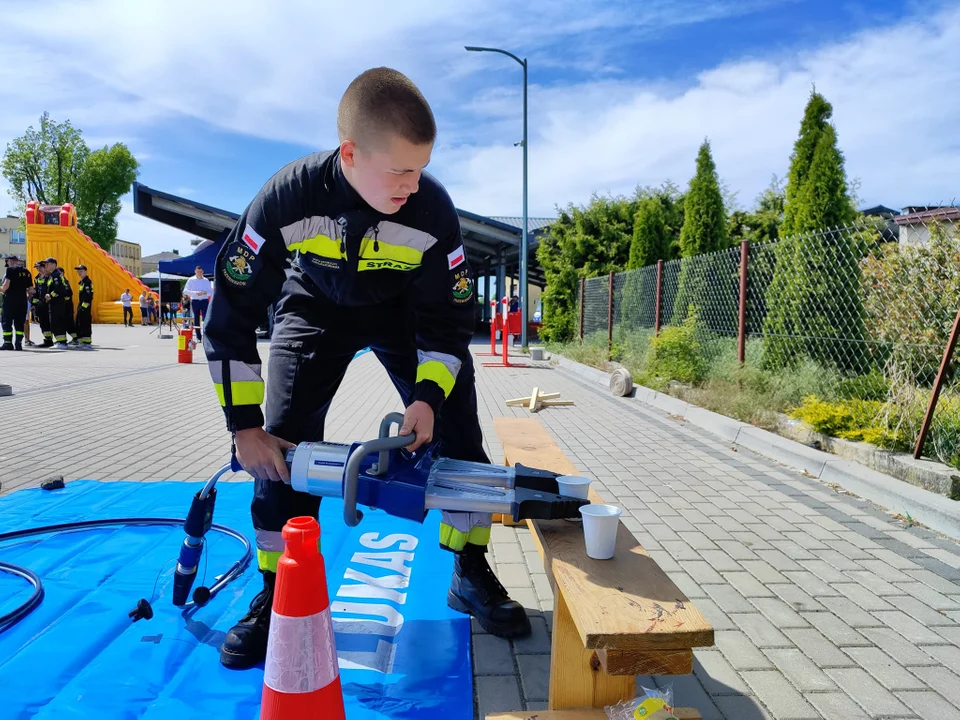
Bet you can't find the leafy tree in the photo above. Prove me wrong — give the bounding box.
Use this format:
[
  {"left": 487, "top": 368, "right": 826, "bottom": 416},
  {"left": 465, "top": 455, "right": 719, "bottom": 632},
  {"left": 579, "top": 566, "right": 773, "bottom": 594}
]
[
  {"left": 635, "top": 181, "right": 685, "bottom": 259},
  {"left": 728, "top": 175, "right": 786, "bottom": 246},
  {"left": 2, "top": 113, "right": 139, "bottom": 250},
  {"left": 1, "top": 112, "right": 88, "bottom": 207},
  {"left": 781, "top": 90, "right": 833, "bottom": 239},
  {"left": 76, "top": 143, "right": 140, "bottom": 250},
  {"left": 628, "top": 197, "right": 668, "bottom": 269},
  {"left": 672, "top": 140, "right": 736, "bottom": 332},
  {"left": 763, "top": 92, "right": 863, "bottom": 370},
  {"left": 537, "top": 195, "right": 635, "bottom": 342},
  {"left": 678, "top": 139, "right": 728, "bottom": 258}
]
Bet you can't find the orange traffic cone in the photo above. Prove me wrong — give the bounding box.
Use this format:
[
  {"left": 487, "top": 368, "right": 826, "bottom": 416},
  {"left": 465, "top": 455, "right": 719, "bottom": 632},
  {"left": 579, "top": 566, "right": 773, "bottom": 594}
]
[{"left": 260, "top": 516, "right": 345, "bottom": 720}]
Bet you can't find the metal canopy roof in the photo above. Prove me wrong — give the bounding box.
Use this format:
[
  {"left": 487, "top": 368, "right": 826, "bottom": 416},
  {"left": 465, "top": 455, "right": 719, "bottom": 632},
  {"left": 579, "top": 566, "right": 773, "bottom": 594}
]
[{"left": 132, "top": 183, "right": 548, "bottom": 286}]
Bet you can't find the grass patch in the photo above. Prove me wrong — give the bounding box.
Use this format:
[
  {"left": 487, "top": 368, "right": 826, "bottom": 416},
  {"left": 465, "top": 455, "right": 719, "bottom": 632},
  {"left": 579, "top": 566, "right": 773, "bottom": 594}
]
[{"left": 547, "top": 327, "right": 960, "bottom": 470}]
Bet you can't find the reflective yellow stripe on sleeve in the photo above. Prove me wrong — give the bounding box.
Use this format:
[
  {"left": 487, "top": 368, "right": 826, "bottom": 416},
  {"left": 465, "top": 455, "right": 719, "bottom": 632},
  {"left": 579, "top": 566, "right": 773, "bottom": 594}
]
[
  {"left": 416, "top": 360, "right": 456, "bottom": 397},
  {"left": 213, "top": 381, "right": 265, "bottom": 407},
  {"left": 209, "top": 360, "right": 265, "bottom": 407}
]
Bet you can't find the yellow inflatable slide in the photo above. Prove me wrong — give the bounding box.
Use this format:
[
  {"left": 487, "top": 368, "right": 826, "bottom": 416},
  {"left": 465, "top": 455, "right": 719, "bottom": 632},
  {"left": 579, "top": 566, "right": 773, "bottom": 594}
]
[{"left": 25, "top": 202, "right": 155, "bottom": 324}]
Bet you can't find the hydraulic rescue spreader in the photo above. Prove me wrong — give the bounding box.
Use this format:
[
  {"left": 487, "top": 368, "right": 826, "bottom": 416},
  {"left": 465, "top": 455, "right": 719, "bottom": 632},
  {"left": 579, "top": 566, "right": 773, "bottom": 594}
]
[{"left": 172, "top": 412, "right": 586, "bottom": 606}]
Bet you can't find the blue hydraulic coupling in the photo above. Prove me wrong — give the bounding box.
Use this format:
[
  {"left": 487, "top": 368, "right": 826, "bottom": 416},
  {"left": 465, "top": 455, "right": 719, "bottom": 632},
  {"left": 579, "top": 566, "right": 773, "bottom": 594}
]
[{"left": 172, "top": 465, "right": 231, "bottom": 606}]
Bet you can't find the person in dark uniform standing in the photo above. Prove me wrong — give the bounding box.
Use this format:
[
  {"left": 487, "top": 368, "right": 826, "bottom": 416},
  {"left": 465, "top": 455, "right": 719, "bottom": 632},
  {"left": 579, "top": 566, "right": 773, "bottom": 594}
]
[
  {"left": 1, "top": 255, "right": 33, "bottom": 351},
  {"left": 74, "top": 264, "right": 94, "bottom": 348},
  {"left": 44, "top": 257, "right": 73, "bottom": 349},
  {"left": 32, "top": 260, "right": 53, "bottom": 347},
  {"left": 203, "top": 67, "right": 531, "bottom": 670}
]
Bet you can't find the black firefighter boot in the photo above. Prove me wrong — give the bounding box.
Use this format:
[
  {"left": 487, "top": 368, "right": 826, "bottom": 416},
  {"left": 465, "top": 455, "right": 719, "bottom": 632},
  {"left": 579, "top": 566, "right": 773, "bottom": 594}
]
[
  {"left": 448, "top": 543, "right": 531, "bottom": 638},
  {"left": 220, "top": 570, "right": 275, "bottom": 669}
]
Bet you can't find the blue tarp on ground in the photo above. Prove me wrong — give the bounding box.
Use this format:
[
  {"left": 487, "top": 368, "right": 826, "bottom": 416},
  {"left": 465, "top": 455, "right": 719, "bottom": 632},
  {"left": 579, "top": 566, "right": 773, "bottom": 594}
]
[{"left": 0, "top": 480, "right": 472, "bottom": 720}]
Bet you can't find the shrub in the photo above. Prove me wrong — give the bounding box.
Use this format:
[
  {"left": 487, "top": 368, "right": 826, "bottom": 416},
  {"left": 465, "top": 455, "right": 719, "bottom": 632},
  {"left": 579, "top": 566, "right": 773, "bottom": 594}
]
[
  {"left": 836, "top": 370, "right": 890, "bottom": 402},
  {"left": 790, "top": 396, "right": 857, "bottom": 436},
  {"left": 645, "top": 315, "right": 707, "bottom": 383},
  {"left": 860, "top": 221, "right": 960, "bottom": 384},
  {"left": 790, "top": 396, "right": 915, "bottom": 452}
]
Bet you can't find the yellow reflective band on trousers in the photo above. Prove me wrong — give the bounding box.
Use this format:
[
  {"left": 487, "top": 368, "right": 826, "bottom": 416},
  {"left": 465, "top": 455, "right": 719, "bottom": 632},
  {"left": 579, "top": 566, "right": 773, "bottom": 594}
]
[
  {"left": 288, "top": 233, "right": 345, "bottom": 261},
  {"left": 439, "top": 523, "right": 491, "bottom": 551},
  {"left": 257, "top": 541, "right": 322, "bottom": 573},
  {"left": 417, "top": 360, "right": 456, "bottom": 397},
  {"left": 257, "top": 549, "right": 283, "bottom": 574},
  {"left": 214, "top": 380, "right": 265, "bottom": 407},
  {"left": 357, "top": 236, "right": 422, "bottom": 272}
]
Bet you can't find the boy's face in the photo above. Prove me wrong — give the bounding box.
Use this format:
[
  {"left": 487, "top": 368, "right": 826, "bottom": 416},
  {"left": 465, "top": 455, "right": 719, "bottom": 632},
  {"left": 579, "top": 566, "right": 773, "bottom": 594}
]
[{"left": 341, "top": 133, "right": 433, "bottom": 215}]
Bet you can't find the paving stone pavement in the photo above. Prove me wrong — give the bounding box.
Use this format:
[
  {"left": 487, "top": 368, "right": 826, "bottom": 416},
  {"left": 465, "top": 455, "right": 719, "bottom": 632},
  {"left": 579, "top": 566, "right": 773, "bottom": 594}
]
[{"left": 6, "top": 325, "right": 960, "bottom": 719}]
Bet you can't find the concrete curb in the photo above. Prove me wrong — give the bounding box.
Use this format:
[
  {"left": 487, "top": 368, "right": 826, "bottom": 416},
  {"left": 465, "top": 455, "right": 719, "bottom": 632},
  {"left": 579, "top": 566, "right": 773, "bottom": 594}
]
[{"left": 551, "top": 353, "right": 960, "bottom": 539}]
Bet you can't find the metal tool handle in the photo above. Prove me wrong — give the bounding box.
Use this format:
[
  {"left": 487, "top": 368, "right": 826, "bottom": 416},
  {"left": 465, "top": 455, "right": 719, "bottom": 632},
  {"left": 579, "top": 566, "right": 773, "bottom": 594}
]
[
  {"left": 343, "top": 433, "right": 416, "bottom": 527},
  {"left": 377, "top": 412, "right": 407, "bottom": 474}
]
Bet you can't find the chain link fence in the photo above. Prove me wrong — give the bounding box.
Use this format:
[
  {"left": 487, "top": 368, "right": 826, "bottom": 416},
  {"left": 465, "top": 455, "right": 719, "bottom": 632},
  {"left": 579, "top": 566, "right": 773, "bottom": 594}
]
[{"left": 576, "top": 215, "right": 960, "bottom": 469}]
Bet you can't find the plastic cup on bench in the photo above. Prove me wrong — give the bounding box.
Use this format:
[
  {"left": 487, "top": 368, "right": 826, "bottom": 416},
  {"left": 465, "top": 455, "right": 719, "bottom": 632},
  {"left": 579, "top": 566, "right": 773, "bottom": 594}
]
[
  {"left": 580, "top": 504, "right": 622, "bottom": 559},
  {"left": 556, "top": 475, "right": 592, "bottom": 499}
]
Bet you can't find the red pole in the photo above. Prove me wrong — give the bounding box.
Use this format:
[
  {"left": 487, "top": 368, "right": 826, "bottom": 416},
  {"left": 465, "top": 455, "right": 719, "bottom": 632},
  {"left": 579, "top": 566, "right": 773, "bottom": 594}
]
[
  {"left": 607, "top": 271, "right": 614, "bottom": 360},
  {"left": 738, "top": 240, "right": 749, "bottom": 365},
  {"left": 579, "top": 277, "right": 585, "bottom": 344},
  {"left": 915, "top": 307, "right": 960, "bottom": 459},
  {"left": 654, "top": 260, "right": 664, "bottom": 336}
]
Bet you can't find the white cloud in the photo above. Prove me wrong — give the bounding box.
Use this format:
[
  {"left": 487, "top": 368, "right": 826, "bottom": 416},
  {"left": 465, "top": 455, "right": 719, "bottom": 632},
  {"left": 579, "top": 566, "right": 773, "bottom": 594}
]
[
  {"left": 444, "top": 5, "right": 960, "bottom": 216},
  {"left": 0, "top": 0, "right": 957, "bottom": 248}
]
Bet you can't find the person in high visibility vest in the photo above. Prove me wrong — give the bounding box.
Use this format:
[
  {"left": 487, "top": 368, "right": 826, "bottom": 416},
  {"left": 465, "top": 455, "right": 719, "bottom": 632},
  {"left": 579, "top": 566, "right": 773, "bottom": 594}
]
[
  {"left": 73, "top": 265, "right": 94, "bottom": 348},
  {"left": 203, "top": 67, "right": 531, "bottom": 670}
]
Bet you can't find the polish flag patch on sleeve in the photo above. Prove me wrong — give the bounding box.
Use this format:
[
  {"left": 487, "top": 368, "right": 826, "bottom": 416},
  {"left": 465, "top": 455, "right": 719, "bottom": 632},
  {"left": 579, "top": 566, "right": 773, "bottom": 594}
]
[
  {"left": 447, "top": 245, "right": 465, "bottom": 269},
  {"left": 241, "top": 224, "right": 266, "bottom": 255}
]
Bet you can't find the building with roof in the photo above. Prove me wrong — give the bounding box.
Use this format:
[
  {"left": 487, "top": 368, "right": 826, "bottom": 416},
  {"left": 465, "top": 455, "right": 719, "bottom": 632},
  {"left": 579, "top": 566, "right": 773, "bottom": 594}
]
[
  {"left": 110, "top": 238, "right": 143, "bottom": 276},
  {"left": 141, "top": 249, "right": 183, "bottom": 275},
  {"left": 132, "top": 183, "right": 553, "bottom": 324},
  {"left": 0, "top": 215, "right": 26, "bottom": 261},
  {"left": 894, "top": 205, "right": 960, "bottom": 247}
]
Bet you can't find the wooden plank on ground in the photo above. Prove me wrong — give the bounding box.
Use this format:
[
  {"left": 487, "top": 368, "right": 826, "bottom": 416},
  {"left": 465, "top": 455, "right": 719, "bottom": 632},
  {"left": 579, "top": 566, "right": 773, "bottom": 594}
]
[{"left": 493, "top": 417, "right": 715, "bottom": 654}]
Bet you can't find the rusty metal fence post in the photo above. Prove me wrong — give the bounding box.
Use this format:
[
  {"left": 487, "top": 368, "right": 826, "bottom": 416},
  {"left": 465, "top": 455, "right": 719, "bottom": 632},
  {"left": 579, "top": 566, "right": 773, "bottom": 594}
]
[
  {"left": 579, "top": 277, "right": 585, "bottom": 344},
  {"left": 915, "top": 307, "right": 960, "bottom": 460},
  {"left": 738, "top": 240, "right": 749, "bottom": 365},
  {"left": 654, "top": 260, "right": 664, "bottom": 336},
  {"left": 607, "top": 271, "right": 614, "bottom": 360}
]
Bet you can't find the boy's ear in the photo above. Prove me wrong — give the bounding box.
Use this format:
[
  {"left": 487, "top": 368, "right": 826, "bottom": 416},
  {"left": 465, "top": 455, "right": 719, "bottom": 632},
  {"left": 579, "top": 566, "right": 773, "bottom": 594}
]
[{"left": 340, "top": 140, "right": 357, "bottom": 167}]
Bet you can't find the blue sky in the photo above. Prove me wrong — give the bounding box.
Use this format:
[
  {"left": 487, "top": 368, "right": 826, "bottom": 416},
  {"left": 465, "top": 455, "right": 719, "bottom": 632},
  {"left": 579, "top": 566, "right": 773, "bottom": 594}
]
[{"left": 1, "top": 0, "right": 958, "bottom": 256}]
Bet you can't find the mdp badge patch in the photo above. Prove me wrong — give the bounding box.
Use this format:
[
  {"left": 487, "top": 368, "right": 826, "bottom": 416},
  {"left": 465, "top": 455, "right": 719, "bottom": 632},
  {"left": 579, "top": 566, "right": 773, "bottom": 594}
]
[{"left": 452, "top": 268, "right": 474, "bottom": 304}]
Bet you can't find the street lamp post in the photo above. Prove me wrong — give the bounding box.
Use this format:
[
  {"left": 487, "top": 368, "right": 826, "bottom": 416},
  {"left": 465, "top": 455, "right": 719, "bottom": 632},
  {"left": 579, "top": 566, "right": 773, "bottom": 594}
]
[{"left": 465, "top": 45, "right": 529, "bottom": 350}]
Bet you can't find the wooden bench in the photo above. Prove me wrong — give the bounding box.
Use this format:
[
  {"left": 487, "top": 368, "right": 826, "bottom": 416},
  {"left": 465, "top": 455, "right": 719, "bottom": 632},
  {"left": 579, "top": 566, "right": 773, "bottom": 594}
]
[{"left": 488, "top": 418, "right": 715, "bottom": 719}]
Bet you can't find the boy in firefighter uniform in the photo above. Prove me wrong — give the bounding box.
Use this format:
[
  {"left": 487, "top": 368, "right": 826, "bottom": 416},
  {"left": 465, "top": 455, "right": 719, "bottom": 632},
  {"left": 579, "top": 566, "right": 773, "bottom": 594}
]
[
  {"left": 74, "top": 264, "right": 94, "bottom": 347},
  {"left": 44, "top": 258, "right": 73, "bottom": 348},
  {"left": 203, "top": 67, "right": 531, "bottom": 670},
  {"left": 32, "top": 260, "right": 53, "bottom": 347},
  {"left": 1, "top": 255, "right": 33, "bottom": 350}
]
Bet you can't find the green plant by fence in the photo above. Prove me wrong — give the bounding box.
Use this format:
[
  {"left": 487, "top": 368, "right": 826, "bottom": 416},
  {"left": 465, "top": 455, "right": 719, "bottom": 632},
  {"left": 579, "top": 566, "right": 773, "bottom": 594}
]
[{"left": 576, "top": 216, "right": 960, "bottom": 470}]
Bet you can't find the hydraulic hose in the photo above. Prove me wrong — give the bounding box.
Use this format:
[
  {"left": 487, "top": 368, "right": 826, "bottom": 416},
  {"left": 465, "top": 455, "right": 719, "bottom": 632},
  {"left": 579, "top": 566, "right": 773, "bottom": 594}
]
[{"left": 0, "top": 517, "right": 252, "bottom": 634}]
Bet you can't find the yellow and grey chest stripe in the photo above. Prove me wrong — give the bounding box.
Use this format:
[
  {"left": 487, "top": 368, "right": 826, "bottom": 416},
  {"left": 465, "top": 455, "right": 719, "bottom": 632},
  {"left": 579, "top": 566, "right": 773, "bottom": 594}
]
[
  {"left": 281, "top": 216, "right": 345, "bottom": 261},
  {"left": 280, "top": 216, "right": 440, "bottom": 271}
]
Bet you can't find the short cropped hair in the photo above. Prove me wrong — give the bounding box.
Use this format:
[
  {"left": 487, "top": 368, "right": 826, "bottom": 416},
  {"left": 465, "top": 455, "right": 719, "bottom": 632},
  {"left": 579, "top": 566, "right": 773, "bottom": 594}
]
[{"left": 337, "top": 67, "right": 436, "bottom": 149}]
